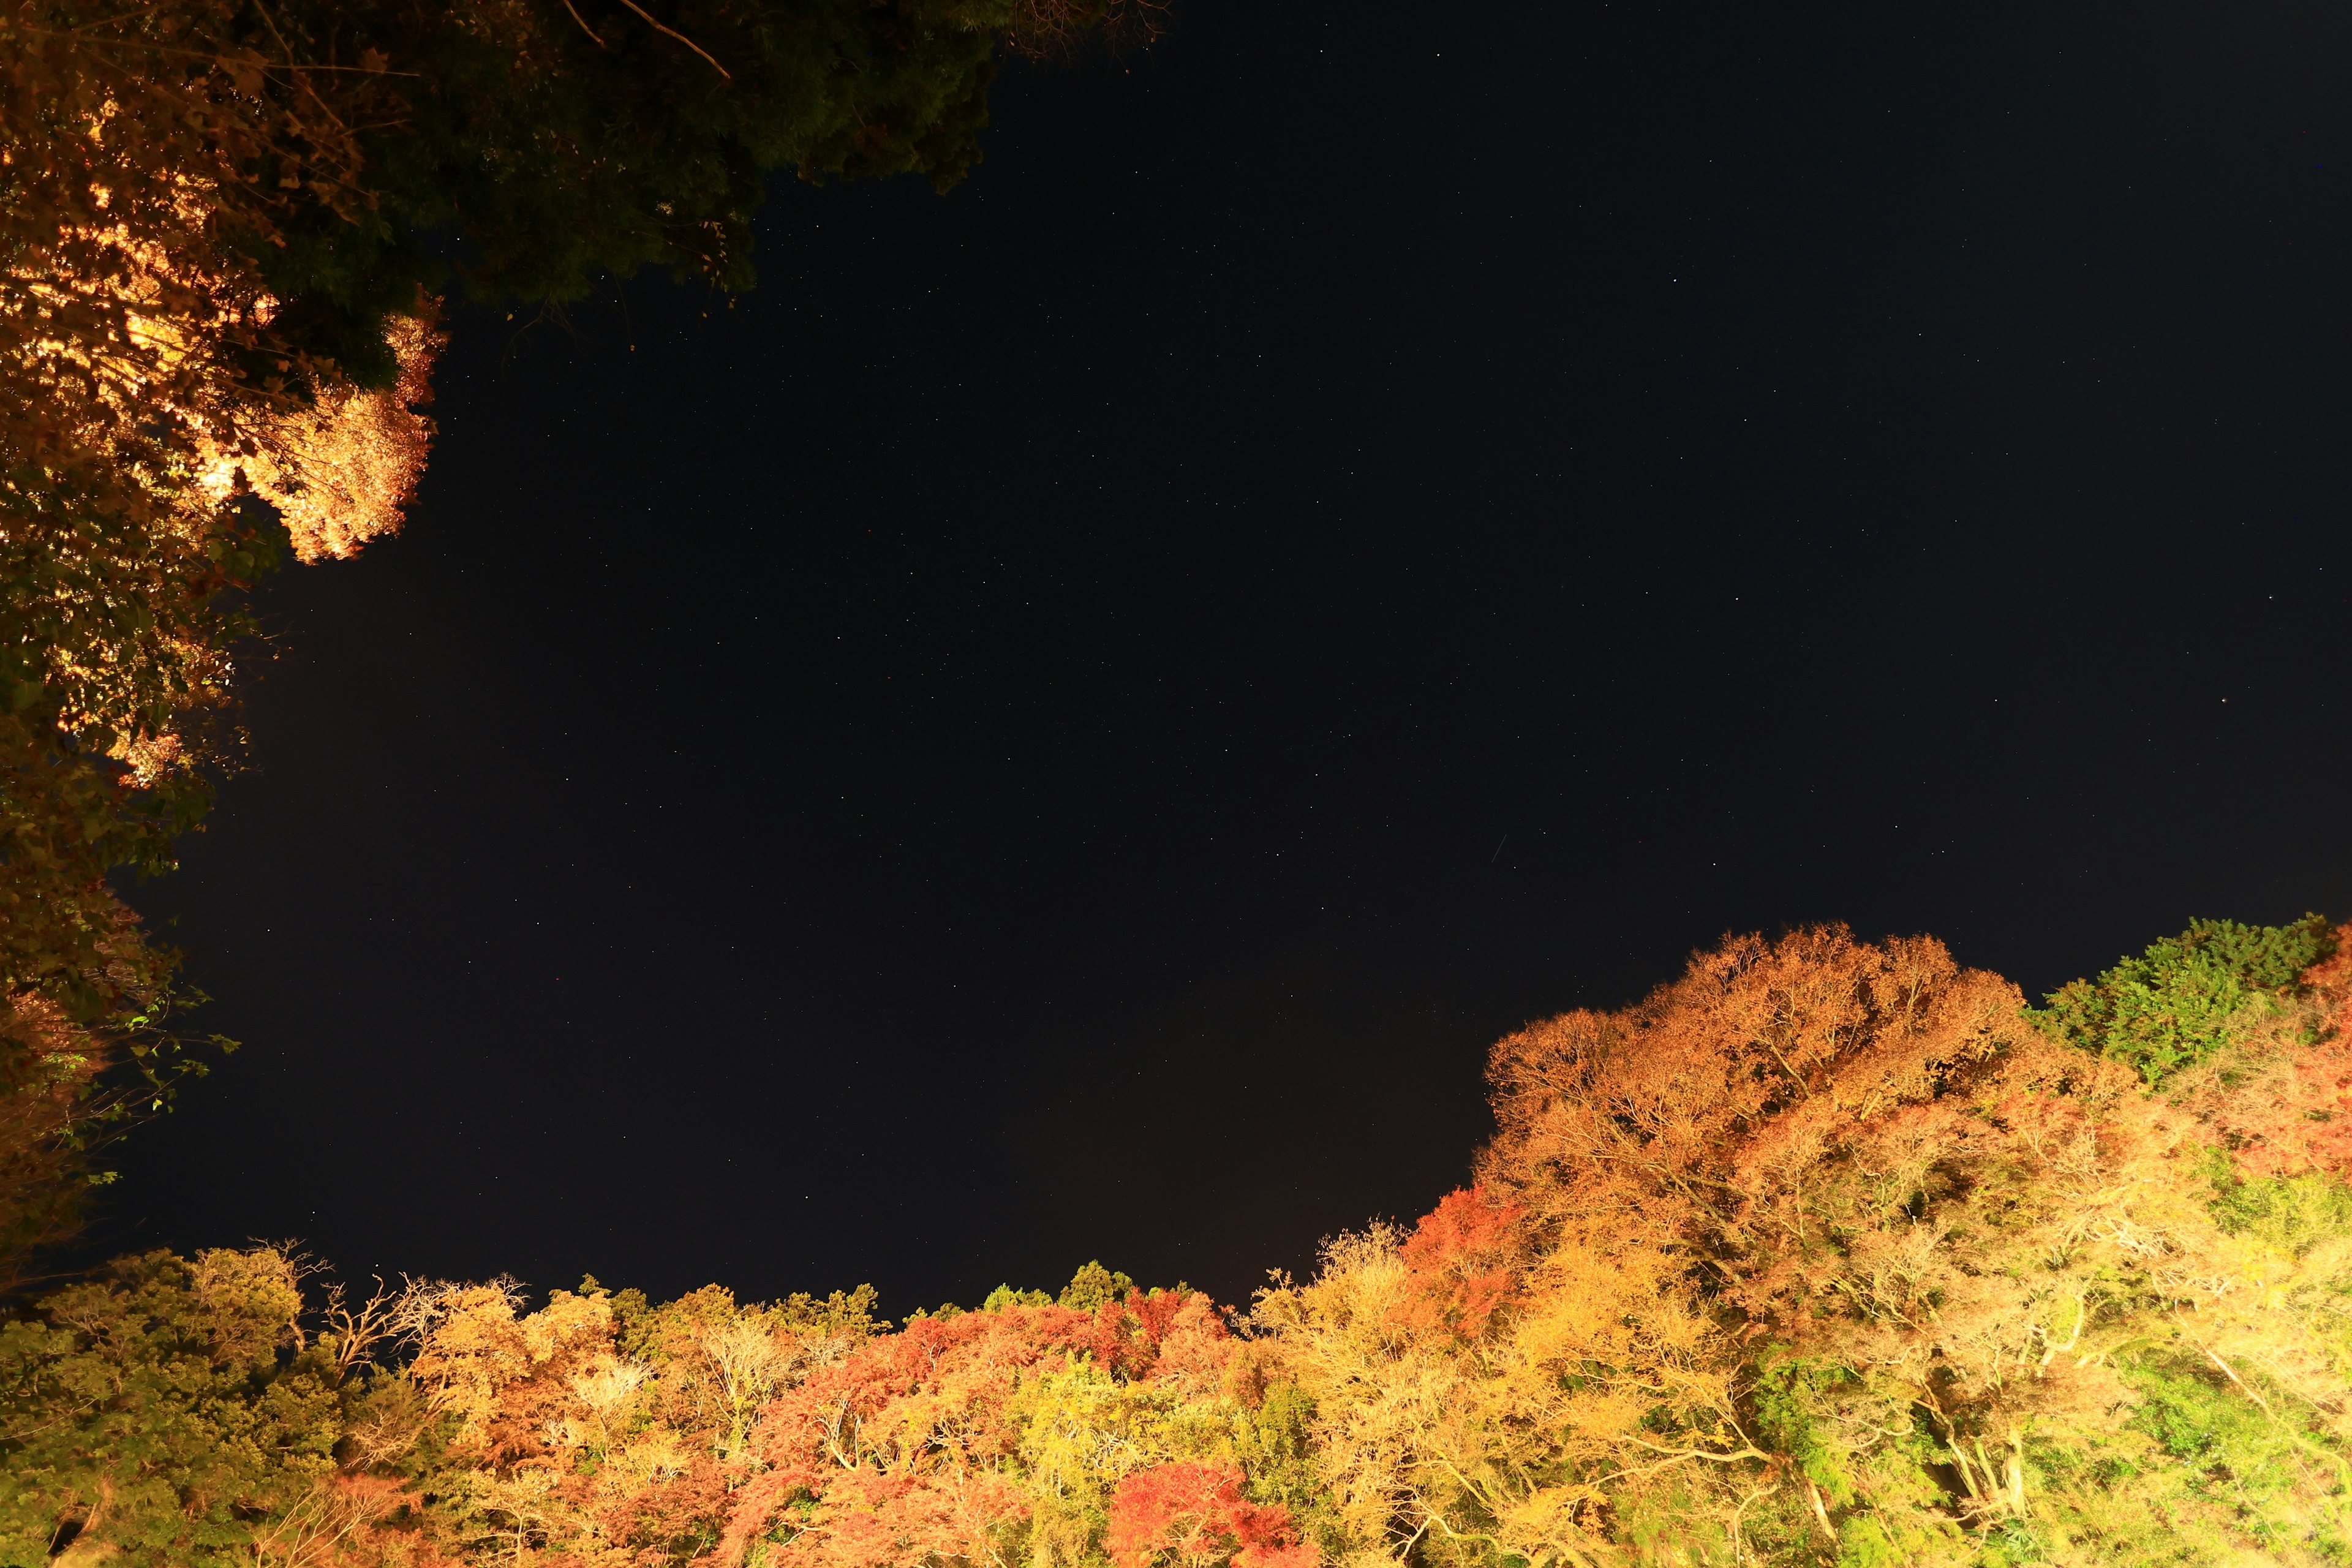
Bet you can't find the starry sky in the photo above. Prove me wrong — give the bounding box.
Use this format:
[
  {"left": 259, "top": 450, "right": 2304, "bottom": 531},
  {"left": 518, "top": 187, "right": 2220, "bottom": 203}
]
[{"left": 105, "top": 0, "right": 2352, "bottom": 1311}]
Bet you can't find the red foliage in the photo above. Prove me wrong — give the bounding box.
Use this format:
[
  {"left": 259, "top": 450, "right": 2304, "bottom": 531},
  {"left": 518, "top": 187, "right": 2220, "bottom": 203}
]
[
  {"left": 1129, "top": 1286, "right": 1191, "bottom": 1351},
  {"left": 594, "top": 1452, "right": 733, "bottom": 1563},
  {"left": 1106, "top": 1462, "right": 1315, "bottom": 1568},
  {"left": 1394, "top": 1185, "right": 1525, "bottom": 1339},
  {"left": 719, "top": 1292, "right": 1233, "bottom": 1567},
  {"left": 2191, "top": 939, "right": 2352, "bottom": 1180}
]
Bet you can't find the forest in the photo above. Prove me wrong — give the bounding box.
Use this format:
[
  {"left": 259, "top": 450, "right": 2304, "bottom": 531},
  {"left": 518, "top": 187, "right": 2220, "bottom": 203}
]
[
  {"left": 10, "top": 915, "right": 2352, "bottom": 1567},
  {"left": 10, "top": 0, "right": 2352, "bottom": 1563}
]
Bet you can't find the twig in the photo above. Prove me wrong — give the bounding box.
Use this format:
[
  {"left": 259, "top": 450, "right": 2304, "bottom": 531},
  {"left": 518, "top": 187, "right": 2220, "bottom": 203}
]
[
  {"left": 614, "top": 0, "right": 729, "bottom": 77},
  {"left": 560, "top": 0, "right": 608, "bottom": 47},
  {"left": 2198, "top": 1340, "right": 2275, "bottom": 1420}
]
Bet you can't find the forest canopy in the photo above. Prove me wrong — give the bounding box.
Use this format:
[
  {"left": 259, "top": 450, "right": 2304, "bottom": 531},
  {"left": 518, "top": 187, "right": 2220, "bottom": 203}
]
[
  {"left": 11, "top": 8, "right": 2352, "bottom": 1566},
  {"left": 9, "top": 914, "right": 2352, "bottom": 1567}
]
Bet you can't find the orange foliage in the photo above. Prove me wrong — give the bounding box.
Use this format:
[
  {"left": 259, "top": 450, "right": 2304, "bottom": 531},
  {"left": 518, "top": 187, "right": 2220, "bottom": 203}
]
[
  {"left": 2184, "top": 941, "right": 2352, "bottom": 1180},
  {"left": 1477, "top": 924, "right": 2035, "bottom": 1327},
  {"left": 0, "top": 993, "right": 108, "bottom": 1286},
  {"left": 402, "top": 1281, "right": 615, "bottom": 1472},
  {"left": 1106, "top": 1463, "right": 1313, "bottom": 1568},
  {"left": 50, "top": 921, "right": 2352, "bottom": 1566},
  {"left": 1392, "top": 1185, "right": 1525, "bottom": 1340},
  {"left": 1140, "top": 1290, "right": 1242, "bottom": 1396},
  {"left": 720, "top": 1290, "right": 1234, "bottom": 1567}
]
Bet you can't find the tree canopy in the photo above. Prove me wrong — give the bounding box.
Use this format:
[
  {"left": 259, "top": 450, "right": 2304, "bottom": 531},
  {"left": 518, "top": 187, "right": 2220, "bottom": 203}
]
[
  {"left": 13, "top": 10, "right": 2352, "bottom": 1566},
  {"left": 10, "top": 916, "right": 2352, "bottom": 1566}
]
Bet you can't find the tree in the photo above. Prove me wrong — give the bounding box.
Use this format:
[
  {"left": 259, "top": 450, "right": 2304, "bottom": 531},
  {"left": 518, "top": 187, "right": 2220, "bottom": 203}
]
[
  {"left": 717, "top": 1270, "right": 1253, "bottom": 1568},
  {"left": 1261, "top": 921, "right": 2352, "bottom": 1565},
  {"left": 0, "top": 0, "right": 1126, "bottom": 1289},
  {"left": 2035, "top": 913, "right": 2335, "bottom": 1084},
  {"left": 0, "top": 1248, "right": 411, "bottom": 1567},
  {"left": 1107, "top": 1463, "right": 1313, "bottom": 1568}
]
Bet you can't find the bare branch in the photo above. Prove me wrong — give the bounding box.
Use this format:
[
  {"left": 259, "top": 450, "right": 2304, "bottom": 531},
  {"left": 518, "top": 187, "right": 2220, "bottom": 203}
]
[{"left": 613, "top": 0, "right": 728, "bottom": 78}]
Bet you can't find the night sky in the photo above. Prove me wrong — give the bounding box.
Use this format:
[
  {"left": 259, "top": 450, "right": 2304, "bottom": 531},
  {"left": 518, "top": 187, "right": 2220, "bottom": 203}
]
[{"left": 104, "top": 0, "right": 2352, "bottom": 1313}]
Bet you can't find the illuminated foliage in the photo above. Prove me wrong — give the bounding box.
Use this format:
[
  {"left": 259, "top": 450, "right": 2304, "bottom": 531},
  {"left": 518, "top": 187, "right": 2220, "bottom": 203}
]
[
  {"left": 0, "top": 0, "right": 1123, "bottom": 1288},
  {"left": 2035, "top": 913, "right": 2335, "bottom": 1084},
  {"left": 1106, "top": 1463, "right": 1312, "bottom": 1568},
  {"left": 12, "top": 919, "right": 2352, "bottom": 1566},
  {"left": 1254, "top": 919, "right": 2352, "bottom": 1567},
  {"left": 1392, "top": 1186, "right": 1523, "bottom": 1342},
  {"left": 0, "top": 1248, "right": 424, "bottom": 1568}
]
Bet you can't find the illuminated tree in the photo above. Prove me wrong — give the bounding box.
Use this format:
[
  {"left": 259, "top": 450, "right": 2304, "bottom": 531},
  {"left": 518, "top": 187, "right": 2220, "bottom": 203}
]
[
  {"left": 0, "top": 0, "right": 1123, "bottom": 1287},
  {"left": 0, "top": 1247, "right": 420, "bottom": 1567},
  {"left": 1253, "top": 921, "right": 2352, "bottom": 1566}
]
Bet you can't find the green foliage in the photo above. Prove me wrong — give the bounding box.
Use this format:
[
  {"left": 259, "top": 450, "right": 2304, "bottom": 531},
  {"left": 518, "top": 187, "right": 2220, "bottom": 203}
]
[
  {"left": 1059, "top": 1258, "right": 1136, "bottom": 1311},
  {"left": 2036, "top": 914, "right": 2336, "bottom": 1084},
  {"left": 0, "top": 1250, "right": 385, "bottom": 1567},
  {"left": 1751, "top": 1349, "right": 1860, "bottom": 1506},
  {"left": 1616, "top": 1477, "right": 1738, "bottom": 1564},
  {"left": 2125, "top": 1352, "right": 2291, "bottom": 1487},
  {"left": 776, "top": 1281, "right": 880, "bottom": 1337},
  {"left": 1833, "top": 1450, "right": 1969, "bottom": 1568},
  {"left": 1233, "top": 1378, "right": 1333, "bottom": 1545},
  {"left": 982, "top": 1283, "right": 1054, "bottom": 1310},
  {"left": 1234, "top": 1381, "right": 1314, "bottom": 1477},
  {"left": 2205, "top": 1158, "right": 2352, "bottom": 1249},
  {"left": 2113, "top": 1348, "right": 2352, "bottom": 1559},
  {"left": 1834, "top": 1513, "right": 1907, "bottom": 1568},
  {"left": 0, "top": 980, "right": 233, "bottom": 1297}
]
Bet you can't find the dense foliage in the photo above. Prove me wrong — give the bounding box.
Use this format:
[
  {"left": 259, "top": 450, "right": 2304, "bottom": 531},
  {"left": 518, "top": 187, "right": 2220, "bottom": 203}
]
[
  {"left": 12, "top": 10, "right": 2352, "bottom": 1564},
  {"left": 0, "top": 0, "right": 1125, "bottom": 1289},
  {"left": 2033, "top": 914, "right": 2336, "bottom": 1085},
  {"left": 9, "top": 916, "right": 2352, "bottom": 1566}
]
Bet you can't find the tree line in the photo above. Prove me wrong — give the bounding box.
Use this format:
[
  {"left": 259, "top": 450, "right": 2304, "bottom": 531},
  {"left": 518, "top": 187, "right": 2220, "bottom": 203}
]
[
  {"left": 9, "top": 915, "right": 2352, "bottom": 1566},
  {"left": 12, "top": 5, "right": 2352, "bottom": 1564}
]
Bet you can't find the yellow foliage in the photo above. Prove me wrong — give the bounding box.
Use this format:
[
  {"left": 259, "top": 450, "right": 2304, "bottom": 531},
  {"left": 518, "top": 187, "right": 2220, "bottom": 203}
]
[
  {"left": 404, "top": 1282, "right": 616, "bottom": 1463},
  {"left": 1256, "top": 1223, "right": 1744, "bottom": 1568},
  {"left": 194, "top": 309, "right": 442, "bottom": 564}
]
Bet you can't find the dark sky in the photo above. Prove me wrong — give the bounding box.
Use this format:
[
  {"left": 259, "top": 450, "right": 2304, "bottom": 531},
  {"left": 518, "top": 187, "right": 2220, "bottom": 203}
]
[{"left": 106, "top": 0, "right": 2352, "bottom": 1313}]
